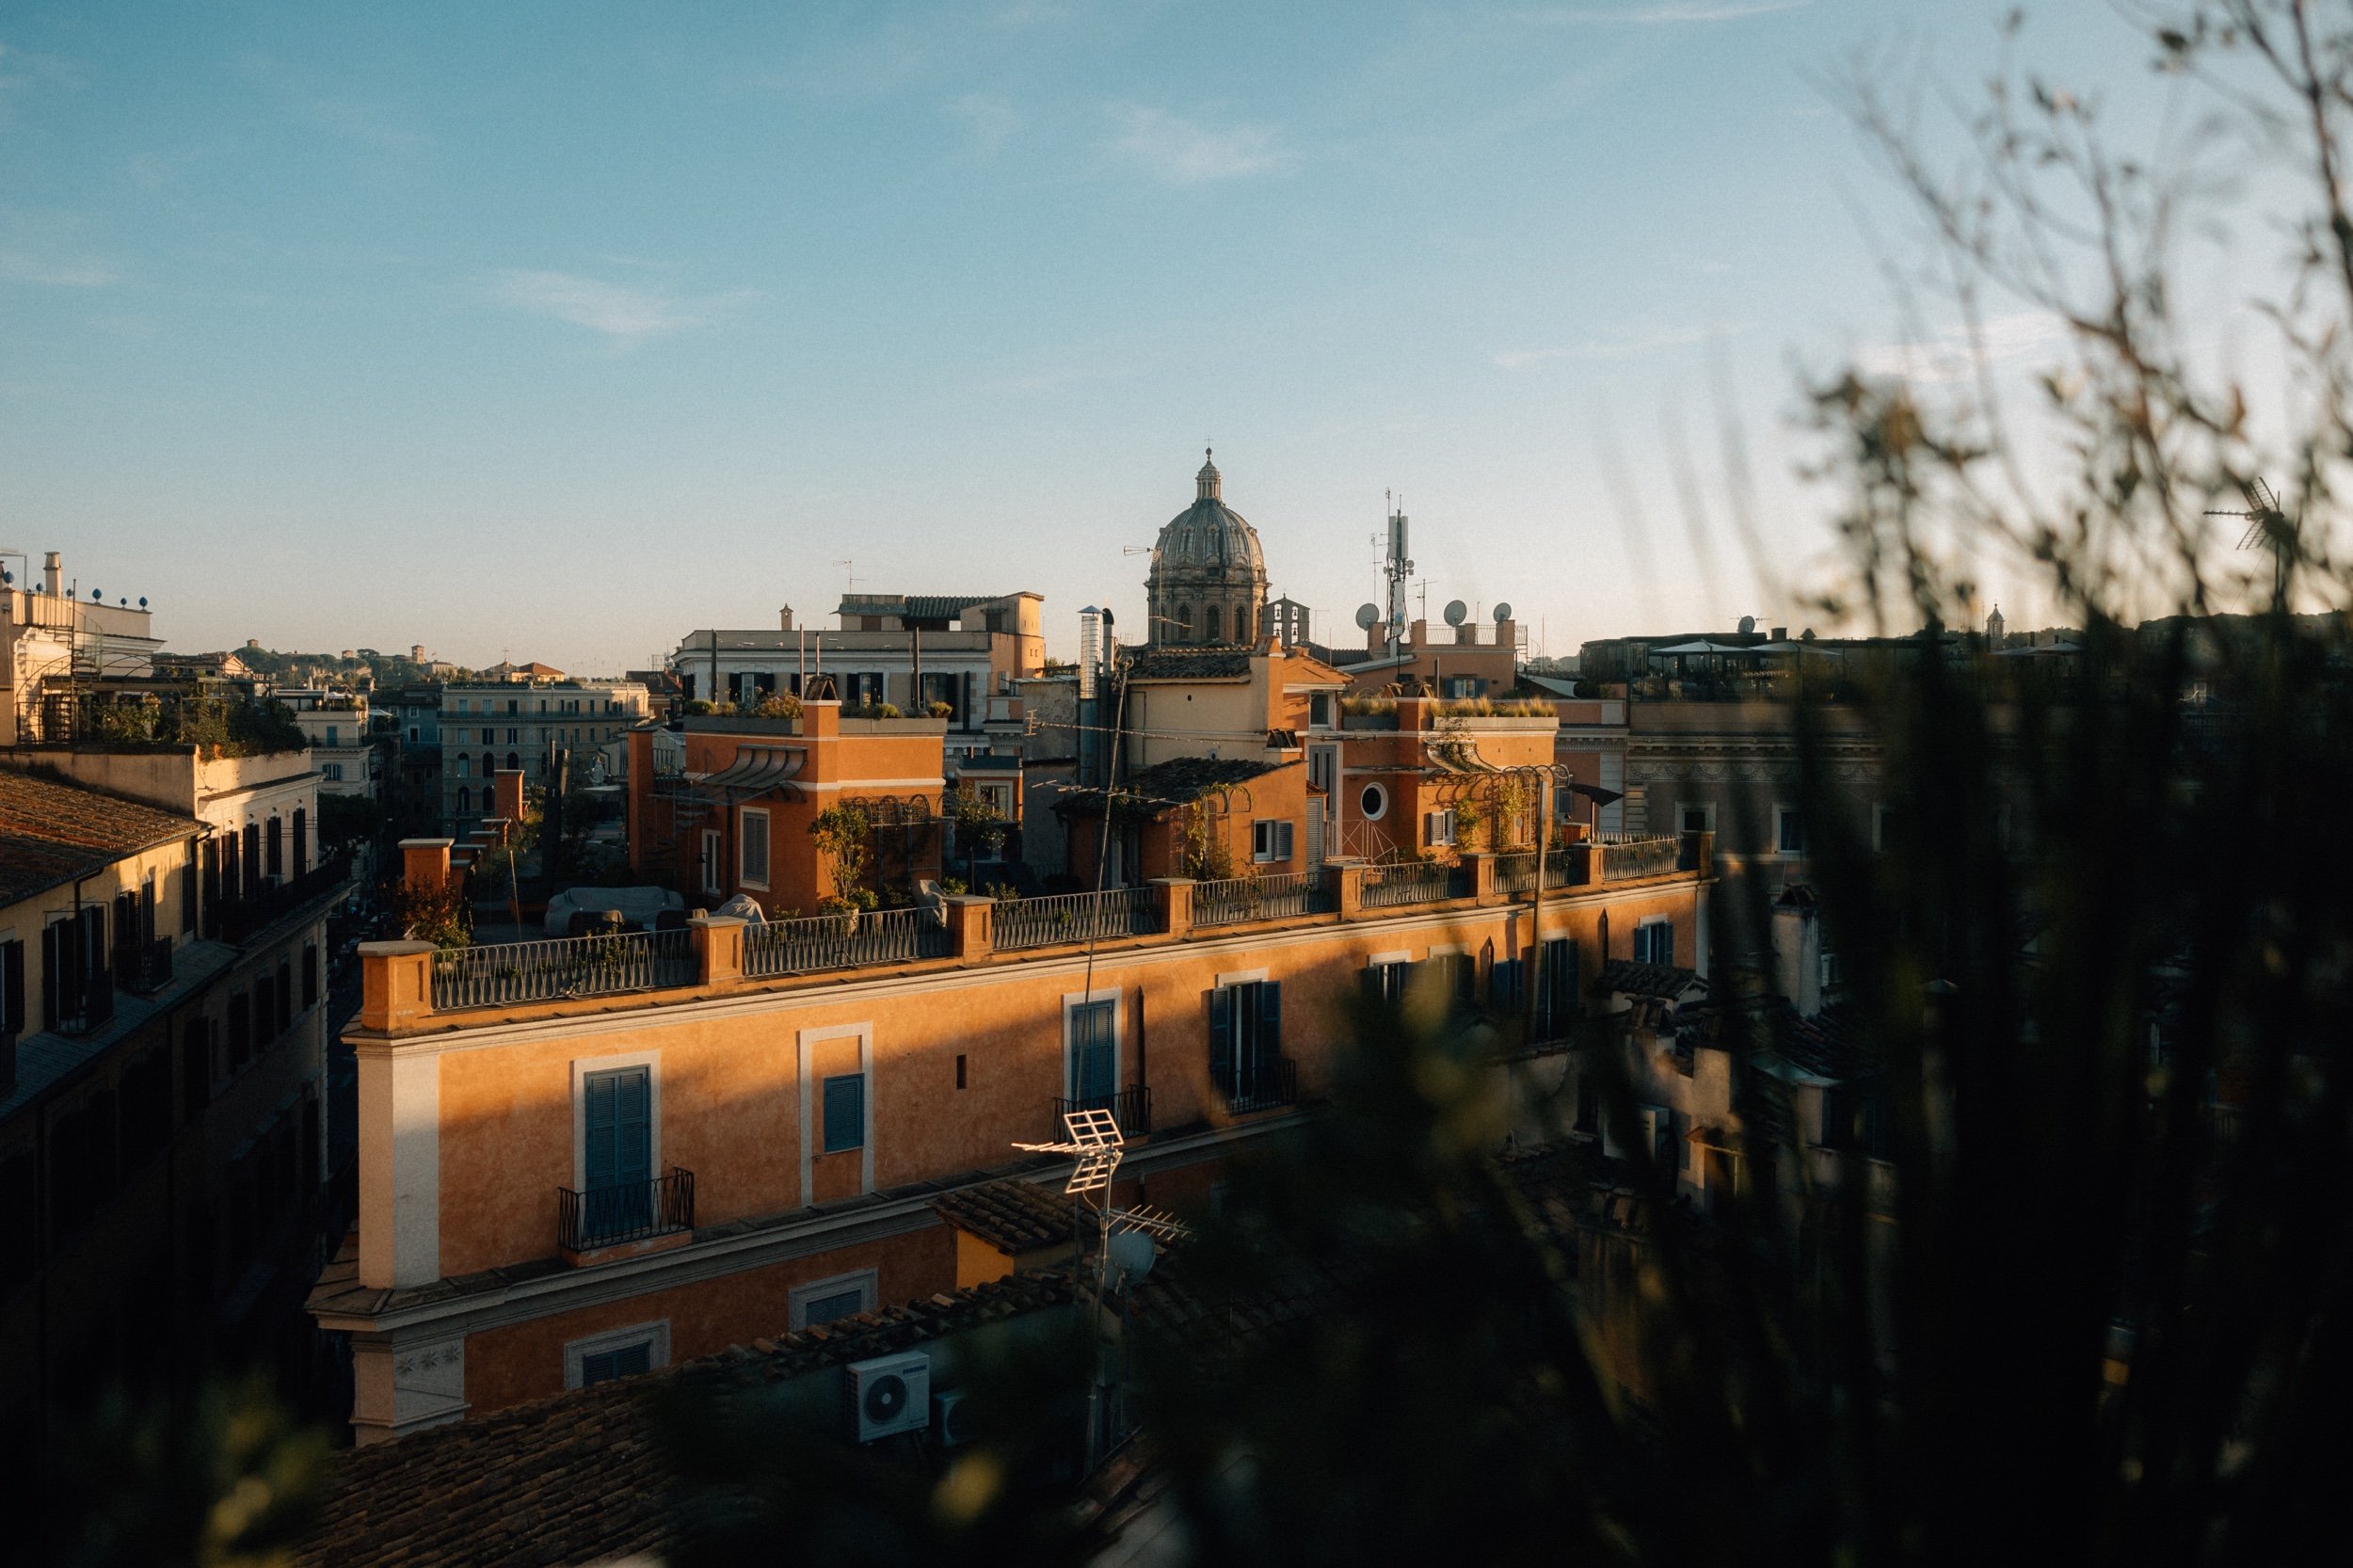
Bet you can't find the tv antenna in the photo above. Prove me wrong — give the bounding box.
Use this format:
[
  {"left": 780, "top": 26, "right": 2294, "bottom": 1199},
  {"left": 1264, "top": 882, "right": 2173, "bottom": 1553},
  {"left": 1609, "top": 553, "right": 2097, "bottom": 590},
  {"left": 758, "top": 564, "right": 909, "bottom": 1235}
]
[
  {"left": 833, "top": 558, "right": 858, "bottom": 594},
  {"left": 2204, "top": 477, "right": 2297, "bottom": 604},
  {"left": 1014, "top": 1108, "right": 1195, "bottom": 1470}
]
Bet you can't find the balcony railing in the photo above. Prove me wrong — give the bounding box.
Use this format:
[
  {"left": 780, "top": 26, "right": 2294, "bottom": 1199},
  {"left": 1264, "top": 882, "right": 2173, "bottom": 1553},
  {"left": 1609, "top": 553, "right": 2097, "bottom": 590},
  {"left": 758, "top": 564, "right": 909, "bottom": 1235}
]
[
  {"left": 117, "top": 937, "right": 174, "bottom": 997},
  {"left": 55, "top": 972, "right": 116, "bottom": 1036},
  {"left": 743, "top": 905, "right": 952, "bottom": 978},
  {"left": 1361, "top": 860, "right": 1467, "bottom": 908},
  {"left": 213, "top": 856, "right": 352, "bottom": 945},
  {"left": 557, "top": 1167, "right": 695, "bottom": 1254},
  {"left": 992, "top": 887, "right": 1160, "bottom": 952},
  {"left": 1212, "top": 1055, "right": 1299, "bottom": 1115},
  {"left": 431, "top": 927, "right": 697, "bottom": 1010},
  {"left": 1054, "top": 1073, "right": 1153, "bottom": 1134},
  {"left": 1494, "top": 851, "right": 1582, "bottom": 895},
  {"left": 1053, "top": 1085, "right": 1152, "bottom": 1139},
  {"left": 1193, "top": 870, "right": 1334, "bottom": 928},
  {"left": 1599, "top": 837, "right": 1683, "bottom": 881}
]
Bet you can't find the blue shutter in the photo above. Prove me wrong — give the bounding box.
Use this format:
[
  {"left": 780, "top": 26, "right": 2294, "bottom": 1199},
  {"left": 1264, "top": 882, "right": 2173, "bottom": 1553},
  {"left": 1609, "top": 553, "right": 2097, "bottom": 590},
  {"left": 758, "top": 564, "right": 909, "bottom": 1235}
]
[
  {"left": 1209, "top": 984, "right": 1233, "bottom": 1074},
  {"left": 1491, "top": 958, "right": 1524, "bottom": 1013},
  {"left": 1073, "top": 1001, "right": 1115, "bottom": 1100},
  {"left": 824, "top": 1074, "right": 865, "bottom": 1153},
  {"left": 1257, "top": 981, "right": 1281, "bottom": 1056},
  {"left": 584, "top": 1067, "right": 651, "bottom": 1190}
]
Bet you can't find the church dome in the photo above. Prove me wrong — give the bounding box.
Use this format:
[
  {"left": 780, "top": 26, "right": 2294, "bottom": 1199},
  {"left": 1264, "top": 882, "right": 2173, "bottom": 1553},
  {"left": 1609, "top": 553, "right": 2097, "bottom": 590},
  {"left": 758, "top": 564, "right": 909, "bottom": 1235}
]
[
  {"left": 1152, "top": 452, "right": 1265, "bottom": 577},
  {"left": 1145, "top": 449, "right": 1271, "bottom": 647}
]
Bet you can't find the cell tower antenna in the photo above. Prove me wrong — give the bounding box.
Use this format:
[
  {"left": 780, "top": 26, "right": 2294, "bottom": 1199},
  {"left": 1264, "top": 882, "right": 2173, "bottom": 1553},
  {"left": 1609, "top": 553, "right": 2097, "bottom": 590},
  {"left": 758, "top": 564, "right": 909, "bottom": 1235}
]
[{"left": 1383, "top": 491, "right": 1414, "bottom": 659}]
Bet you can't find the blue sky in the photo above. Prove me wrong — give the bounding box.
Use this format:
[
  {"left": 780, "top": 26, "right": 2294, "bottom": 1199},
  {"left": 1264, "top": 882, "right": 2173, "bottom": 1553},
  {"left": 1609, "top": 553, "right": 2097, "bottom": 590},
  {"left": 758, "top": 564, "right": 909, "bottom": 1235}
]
[{"left": 0, "top": 2, "right": 2161, "bottom": 669}]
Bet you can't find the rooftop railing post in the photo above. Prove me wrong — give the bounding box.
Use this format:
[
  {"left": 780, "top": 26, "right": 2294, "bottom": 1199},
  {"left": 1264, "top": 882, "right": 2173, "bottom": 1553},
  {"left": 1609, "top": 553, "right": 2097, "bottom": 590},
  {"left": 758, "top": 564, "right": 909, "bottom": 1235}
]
[
  {"left": 944, "top": 895, "right": 993, "bottom": 959},
  {"left": 1327, "top": 857, "right": 1366, "bottom": 920},
  {"left": 359, "top": 940, "right": 438, "bottom": 1032},
  {"left": 1153, "top": 876, "right": 1194, "bottom": 941},
  {"left": 1466, "top": 850, "right": 1499, "bottom": 905},
  {"left": 693, "top": 913, "right": 745, "bottom": 989}
]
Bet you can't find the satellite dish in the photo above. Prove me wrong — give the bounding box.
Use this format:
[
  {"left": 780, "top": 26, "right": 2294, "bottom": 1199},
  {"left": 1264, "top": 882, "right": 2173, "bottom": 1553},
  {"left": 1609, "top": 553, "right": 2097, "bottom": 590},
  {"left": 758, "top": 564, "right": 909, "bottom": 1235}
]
[
  {"left": 1737, "top": 615, "right": 1756, "bottom": 635},
  {"left": 1493, "top": 602, "right": 1513, "bottom": 624},
  {"left": 1353, "top": 602, "right": 1381, "bottom": 630},
  {"left": 1443, "top": 600, "right": 1468, "bottom": 628},
  {"left": 1108, "top": 1227, "right": 1158, "bottom": 1284}
]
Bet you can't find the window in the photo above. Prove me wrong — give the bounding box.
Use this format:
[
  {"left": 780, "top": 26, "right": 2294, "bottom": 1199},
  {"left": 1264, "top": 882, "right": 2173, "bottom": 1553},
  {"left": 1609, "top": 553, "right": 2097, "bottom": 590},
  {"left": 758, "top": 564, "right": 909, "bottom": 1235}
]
[
  {"left": 302, "top": 944, "right": 319, "bottom": 1008},
  {"left": 456, "top": 787, "right": 472, "bottom": 812},
  {"left": 456, "top": 756, "right": 471, "bottom": 778},
  {"left": 265, "top": 816, "right": 283, "bottom": 878},
  {"left": 408, "top": 727, "right": 420, "bottom": 744},
  {"left": 822, "top": 1073, "right": 865, "bottom": 1153},
  {"left": 1444, "top": 675, "right": 1481, "bottom": 698},
  {"left": 1776, "top": 807, "right": 1805, "bottom": 856},
  {"left": 563, "top": 1321, "right": 670, "bottom": 1390},
  {"left": 506, "top": 728, "right": 519, "bottom": 744},
  {"left": 325, "top": 725, "right": 339, "bottom": 747},
  {"left": 1425, "top": 808, "right": 1457, "bottom": 847},
  {"left": 1363, "top": 958, "right": 1413, "bottom": 1004},
  {"left": 740, "top": 808, "right": 770, "bottom": 888},
  {"left": 1209, "top": 979, "right": 1283, "bottom": 1105},
  {"left": 1534, "top": 936, "right": 1577, "bottom": 1040},
  {"left": 506, "top": 752, "right": 520, "bottom": 773},
  {"left": 1067, "top": 997, "right": 1116, "bottom": 1103},
  {"left": 790, "top": 1270, "right": 878, "bottom": 1330},
  {"left": 1634, "top": 920, "right": 1675, "bottom": 967},
  {"left": 582, "top": 1064, "right": 653, "bottom": 1202},
  {"left": 1176, "top": 603, "right": 1193, "bottom": 639},
  {"left": 456, "top": 698, "right": 471, "bottom": 713},
  {"left": 1358, "top": 782, "right": 1388, "bottom": 821},
  {"left": 1206, "top": 604, "right": 1223, "bottom": 642},
  {"left": 699, "top": 830, "right": 724, "bottom": 897},
  {"left": 1309, "top": 694, "right": 1336, "bottom": 728},
  {"left": 323, "top": 763, "right": 343, "bottom": 782},
  {"left": 1252, "top": 820, "right": 1295, "bottom": 863},
  {"left": 1306, "top": 746, "right": 1336, "bottom": 793},
  {"left": 1678, "top": 801, "right": 1715, "bottom": 834},
  {"left": 480, "top": 728, "right": 495, "bottom": 745}
]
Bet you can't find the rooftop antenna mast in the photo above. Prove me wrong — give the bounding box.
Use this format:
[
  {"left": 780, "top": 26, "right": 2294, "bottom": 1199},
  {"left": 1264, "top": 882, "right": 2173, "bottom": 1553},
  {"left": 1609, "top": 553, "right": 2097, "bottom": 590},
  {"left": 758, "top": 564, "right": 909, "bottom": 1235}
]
[
  {"left": 1014, "top": 1109, "right": 1194, "bottom": 1473},
  {"left": 2203, "top": 476, "right": 2297, "bottom": 606},
  {"left": 1384, "top": 490, "right": 1413, "bottom": 659}
]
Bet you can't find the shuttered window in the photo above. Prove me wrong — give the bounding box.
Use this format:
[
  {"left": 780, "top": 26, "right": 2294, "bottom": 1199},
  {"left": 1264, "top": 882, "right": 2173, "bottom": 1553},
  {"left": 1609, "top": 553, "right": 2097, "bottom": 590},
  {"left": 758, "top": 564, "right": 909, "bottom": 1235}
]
[{"left": 822, "top": 1073, "right": 865, "bottom": 1153}]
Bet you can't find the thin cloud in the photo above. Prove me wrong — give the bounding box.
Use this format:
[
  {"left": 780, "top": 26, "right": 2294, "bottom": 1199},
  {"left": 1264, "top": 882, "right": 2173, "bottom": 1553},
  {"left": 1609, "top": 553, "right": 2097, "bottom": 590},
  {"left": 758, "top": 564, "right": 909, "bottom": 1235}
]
[
  {"left": 1854, "top": 312, "right": 2072, "bottom": 386},
  {"left": 1495, "top": 324, "right": 1730, "bottom": 368},
  {"left": 491, "top": 270, "right": 753, "bottom": 344},
  {"left": 1510, "top": 2, "right": 1812, "bottom": 23},
  {"left": 1109, "top": 106, "right": 1289, "bottom": 184}
]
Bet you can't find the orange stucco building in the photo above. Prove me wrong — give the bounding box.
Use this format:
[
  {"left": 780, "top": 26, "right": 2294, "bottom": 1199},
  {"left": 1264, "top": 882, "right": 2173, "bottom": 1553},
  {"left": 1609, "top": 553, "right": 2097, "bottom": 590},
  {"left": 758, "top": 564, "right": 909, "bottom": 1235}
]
[
  {"left": 313, "top": 828, "right": 1714, "bottom": 1444},
  {"left": 626, "top": 702, "right": 947, "bottom": 915}
]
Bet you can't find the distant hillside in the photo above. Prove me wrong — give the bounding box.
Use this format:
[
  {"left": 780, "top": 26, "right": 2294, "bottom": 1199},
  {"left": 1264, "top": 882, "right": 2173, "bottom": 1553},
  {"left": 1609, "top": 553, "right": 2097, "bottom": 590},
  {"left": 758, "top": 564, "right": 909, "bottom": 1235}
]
[{"left": 199, "top": 646, "right": 447, "bottom": 687}]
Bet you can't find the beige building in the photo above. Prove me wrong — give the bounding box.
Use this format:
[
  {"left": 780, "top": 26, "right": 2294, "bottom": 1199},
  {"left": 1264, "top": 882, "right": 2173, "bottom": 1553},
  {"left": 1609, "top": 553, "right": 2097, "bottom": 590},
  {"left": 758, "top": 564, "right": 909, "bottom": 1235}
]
[{"left": 440, "top": 679, "right": 652, "bottom": 830}]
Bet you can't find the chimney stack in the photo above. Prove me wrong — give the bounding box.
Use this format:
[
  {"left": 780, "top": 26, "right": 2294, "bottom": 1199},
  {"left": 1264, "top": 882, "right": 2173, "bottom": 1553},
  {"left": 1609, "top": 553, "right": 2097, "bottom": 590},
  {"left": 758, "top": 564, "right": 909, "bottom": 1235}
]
[
  {"left": 779, "top": 605, "right": 795, "bottom": 632},
  {"left": 42, "top": 552, "right": 61, "bottom": 596},
  {"left": 398, "top": 838, "right": 455, "bottom": 898}
]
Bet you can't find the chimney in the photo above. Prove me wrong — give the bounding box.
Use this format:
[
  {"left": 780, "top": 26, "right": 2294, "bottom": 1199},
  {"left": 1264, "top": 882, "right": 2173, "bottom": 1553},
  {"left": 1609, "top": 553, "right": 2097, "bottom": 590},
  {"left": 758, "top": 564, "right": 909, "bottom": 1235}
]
[
  {"left": 1770, "top": 626, "right": 1788, "bottom": 642},
  {"left": 1771, "top": 886, "right": 1822, "bottom": 1017},
  {"left": 42, "top": 552, "right": 60, "bottom": 596},
  {"left": 779, "top": 605, "right": 795, "bottom": 632},
  {"left": 399, "top": 837, "right": 455, "bottom": 897},
  {"left": 491, "top": 768, "right": 525, "bottom": 826}
]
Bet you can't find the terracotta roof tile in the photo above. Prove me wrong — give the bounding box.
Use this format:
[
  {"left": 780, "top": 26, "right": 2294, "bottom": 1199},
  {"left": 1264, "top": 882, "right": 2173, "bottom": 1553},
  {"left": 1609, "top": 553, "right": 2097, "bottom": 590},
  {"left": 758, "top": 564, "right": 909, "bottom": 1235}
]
[
  {"left": 931, "top": 1178, "right": 1080, "bottom": 1253},
  {"left": 0, "top": 768, "right": 200, "bottom": 905}
]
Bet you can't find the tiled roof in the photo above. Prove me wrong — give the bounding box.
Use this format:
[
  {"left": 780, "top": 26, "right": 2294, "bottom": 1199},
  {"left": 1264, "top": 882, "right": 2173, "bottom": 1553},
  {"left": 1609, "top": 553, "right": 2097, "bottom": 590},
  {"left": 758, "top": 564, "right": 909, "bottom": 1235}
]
[
  {"left": 0, "top": 768, "right": 200, "bottom": 906},
  {"left": 1125, "top": 648, "right": 1254, "bottom": 680},
  {"left": 932, "top": 1177, "right": 1080, "bottom": 1253},
  {"left": 1593, "top": 959, "right": 1705, "bottom": 1001},
  {"left": 296, "top": 1273, "right": 1079, "bottom": 1568},
  {"left": 1051, "top": 755, "right": 1284, "bottom": 817}
]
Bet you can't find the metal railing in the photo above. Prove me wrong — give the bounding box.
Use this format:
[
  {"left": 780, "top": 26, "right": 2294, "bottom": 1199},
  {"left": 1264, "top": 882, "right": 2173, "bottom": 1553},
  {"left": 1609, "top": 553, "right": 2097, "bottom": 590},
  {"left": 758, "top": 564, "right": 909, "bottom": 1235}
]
[
  {"left": 117, "top": 938, "right": 175, "bottom": 997},
  {"left": 55, "top": 972, "right": 117, "bottom": 1037},
  {"left": 431, "top": 927, "right": 697, "bottom": 1010},
  {"left": 992, "top": 887, "right": 1159, "bottom": 952},
  {"left": 1212, "top": 1056, "right": 1299, "bottom": 1115},
  {"left": 1053, "top": 1085, "right": 1153, "bottom": 1139},
  {"left": 1361, "top": 860, "right": 1466, "bottom": 908},
  {"left": 1193, "top": 870, "right": 1333, "bottom": 927},
  {"left": 1599, "top": 837, "right": 1683, "bottom": 881},
  {"left": 743, "top": 905, "right": 952, "bottom": 977},
  {"left": 558, "top": 1167, "right": 695, "bottom": 1253},
  {"left": 1495, "top": 851, "right": 1583, "bottom": 895},
  {"left": 214, "top": 856, "right": 352, "bottom": 945}
]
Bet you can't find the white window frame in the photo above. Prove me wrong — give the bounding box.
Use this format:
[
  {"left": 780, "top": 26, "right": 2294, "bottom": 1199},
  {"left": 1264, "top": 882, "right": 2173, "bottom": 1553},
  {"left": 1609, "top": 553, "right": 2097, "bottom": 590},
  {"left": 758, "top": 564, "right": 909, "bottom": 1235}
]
[
  {"left": 1676, "top": 800, "right": 1715, "bottom": 835},
  {"left": 1774, "top": 804, "right": 1804, "bottom": 856},
  {"left": 790, "top": 1269, "right": 880, "bottom": 1330},
  {"left": 740, "top": 806, "right": 771, "bottom": 889},
  {"left": 798, "top": 1022, "right": 874, "bottom": 1206},
  {"left": 1425, "top": 808, "right": 1457, "bottom": 847},
  {"left": 563, "top": 1320, "right": 670, "bottom": 1390},
  {"left": 1251, "top": 819, "right": 1293, "bottom": 863},
  {"left": 1061, "top": 986, "right": 1123, "bottom": 1104},
  {"left": 570, "top": 1050, "right": 663, "bottom": 1195},
  {"left": 1633, "top": 917, "right": 1675, "bottom": 966},
  {"left": 1358, "top": 782, "right": 1388, "bottom": 822},
  {"left": 699, "top": 829, "right": 724, "bottom": 897}
]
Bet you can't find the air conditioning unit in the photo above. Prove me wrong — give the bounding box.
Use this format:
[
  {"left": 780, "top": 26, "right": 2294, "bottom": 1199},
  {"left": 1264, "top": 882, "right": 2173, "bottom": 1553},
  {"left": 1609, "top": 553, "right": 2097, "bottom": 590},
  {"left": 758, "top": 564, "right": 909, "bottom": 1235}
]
[
  {"left": 846, "top": 1351, "right": 930, "bottom": 1443},
  {"left": 932, "top": 1388, "right": 974, "bottom": 1448}
]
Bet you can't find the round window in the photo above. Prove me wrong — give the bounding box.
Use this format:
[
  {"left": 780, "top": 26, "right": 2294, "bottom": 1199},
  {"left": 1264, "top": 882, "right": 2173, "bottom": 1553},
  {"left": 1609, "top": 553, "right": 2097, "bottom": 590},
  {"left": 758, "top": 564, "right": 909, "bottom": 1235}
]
[{"left": 1359, "top": 783, "right": 1388, "bottom": 821}]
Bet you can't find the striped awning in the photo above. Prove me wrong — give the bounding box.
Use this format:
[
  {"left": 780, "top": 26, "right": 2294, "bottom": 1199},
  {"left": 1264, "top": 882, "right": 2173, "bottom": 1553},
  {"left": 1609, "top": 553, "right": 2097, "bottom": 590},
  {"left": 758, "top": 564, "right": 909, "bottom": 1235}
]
[{"left": 697, "top": 745, "right": 807, "bottom": 794}]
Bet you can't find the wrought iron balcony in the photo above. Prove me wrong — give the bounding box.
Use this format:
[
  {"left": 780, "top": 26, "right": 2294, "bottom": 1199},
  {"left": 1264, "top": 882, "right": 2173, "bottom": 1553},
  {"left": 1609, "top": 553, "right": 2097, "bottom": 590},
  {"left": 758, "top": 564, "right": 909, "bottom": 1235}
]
[
  {"left": 1211, "top": 1056, "right": 1298, "bottom": 1116},
  {"left": 1053, "top": 1084, "right": 1152, "bottom": 1139},
  {"left": 558, "top": 1167, "right": 696, "bottom": 1255},
  {"left": 432, "top": 927, "right": 696, "bottom": 1010},
  {"left": 117, "top": 937, "right": 174, "bottom": 997},
  {"left": 992, "top": 887, "right": 1159, "bottom": 952}
]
